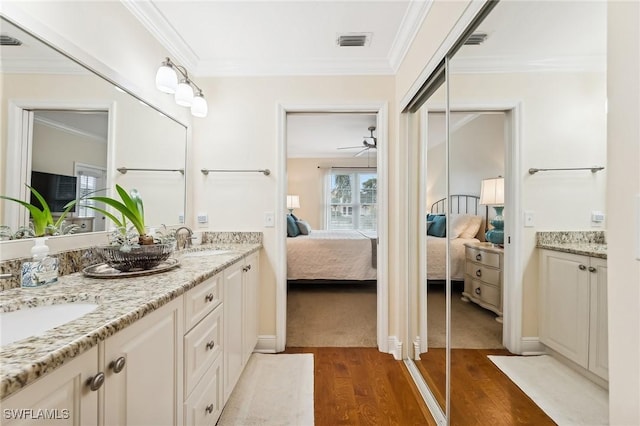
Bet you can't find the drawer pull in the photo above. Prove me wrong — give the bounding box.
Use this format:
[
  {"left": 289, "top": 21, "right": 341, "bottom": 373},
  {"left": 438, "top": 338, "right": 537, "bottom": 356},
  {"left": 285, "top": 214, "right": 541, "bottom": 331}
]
[
  {"left": 205, "top": 404, "right": 214, "bottom": 414},
  {"left": 110, "top": 356, "right": 126, "bottom": 374},
  {"left": 242, "top": 266, "right": 248, "bottom": 272},
  {"left": 247, "top": 264, "right": 252, "bottom": 271},
  {"left": 475, "top": 287, "right": 481, "bottom": 296},
  {"left": 205, "top": 293, "right": 214, "bottom": 303},
  {"left": 588, "top": 266, "right": 597, "bottom": 273},
  {"left": 88, "top": 372, "right": 105, "bottom": 391},
  {"left": 578, "top": 264, "right": 587, "bottom": 271},
  {"left": 475, "top": 253, "right": 482, "bottom": 261},
  {"left": 206, "top": 340, "right": 215, "bottom": 351},
  {"left": 475, "top": 269, "right": 482, "bottom": 277}
]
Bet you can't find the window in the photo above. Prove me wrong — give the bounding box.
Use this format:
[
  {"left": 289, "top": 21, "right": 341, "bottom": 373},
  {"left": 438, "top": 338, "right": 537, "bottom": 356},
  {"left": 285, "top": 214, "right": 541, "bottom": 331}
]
[{"left": 327, "top": 169, "right": 377, "bottom": 230}]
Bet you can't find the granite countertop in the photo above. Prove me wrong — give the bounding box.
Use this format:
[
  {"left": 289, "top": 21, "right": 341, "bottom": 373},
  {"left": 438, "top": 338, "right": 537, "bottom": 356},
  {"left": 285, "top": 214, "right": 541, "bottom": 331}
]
[
  {"left": 536, "top": 231, "right": 607, "bottom": 259},
  {"left": 0, "top": 243, "right": 261, "bottom": 400}
]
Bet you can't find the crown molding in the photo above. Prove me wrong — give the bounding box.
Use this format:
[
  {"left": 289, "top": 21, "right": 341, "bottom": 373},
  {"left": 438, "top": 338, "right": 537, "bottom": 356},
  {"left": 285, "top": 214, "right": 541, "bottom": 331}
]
[
  {"left": 34, "top": 115, "right": 107, "bottom": 143},
  {"left": 450, "top": 55, "right": 607, "bottom": 74},
  {"left": 121, "top": 0, "right": 199, "bottom": 72},
  {"left": 388, "top": 0, "right": 434, "bottom": 73}
]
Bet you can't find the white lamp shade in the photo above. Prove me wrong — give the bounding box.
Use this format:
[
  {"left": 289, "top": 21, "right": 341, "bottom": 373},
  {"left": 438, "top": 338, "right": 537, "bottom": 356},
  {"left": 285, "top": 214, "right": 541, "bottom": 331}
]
[
  {"left": 287, "top": 195, "right": 300, "bottom": 210},
  {"left": 174, "top": 80, "right": 194, "bottom": 106},
  {"left": 479, "top": 177, "right": 505, "bottom": 205},
  {"left": 155, "top": 65, "right": 178, "bottom": 94},
  {"left": 191, "top": 94, "right": 208, "bottom": 118}
]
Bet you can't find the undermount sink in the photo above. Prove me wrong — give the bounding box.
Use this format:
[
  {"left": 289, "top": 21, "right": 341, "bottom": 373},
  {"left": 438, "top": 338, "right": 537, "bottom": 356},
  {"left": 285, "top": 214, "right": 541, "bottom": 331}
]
[
  {"left": 0, "top": 303, "right": 99, "bottom": 347},
  {"left": 181, "top": 249, "right": 233, "bottom": 258}
]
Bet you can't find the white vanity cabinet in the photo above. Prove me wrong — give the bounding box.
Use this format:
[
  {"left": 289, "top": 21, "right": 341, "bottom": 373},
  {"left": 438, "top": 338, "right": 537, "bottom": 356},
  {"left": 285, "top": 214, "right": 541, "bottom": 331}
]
[
  {"left": 539, "top": 249, "right": 608, "bottom": 380},
  {"left": 223, "top": 252, "right": 259, "bottom": 402},
  {"left": 0, "top": 346, "right": 99, "bottom": 426},
  {"left": 102, "top": 296, "right": 184, "bottom": 425}
]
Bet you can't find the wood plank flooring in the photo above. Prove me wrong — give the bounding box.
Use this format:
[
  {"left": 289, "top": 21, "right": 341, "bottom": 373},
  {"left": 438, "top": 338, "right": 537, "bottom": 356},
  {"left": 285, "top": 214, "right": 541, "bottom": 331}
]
[
  {"left": 417, "top": 349, "right": 556, "bottom": 425},
  {"left": 285, "top": 347, "right": 436, "bottom": 426}
]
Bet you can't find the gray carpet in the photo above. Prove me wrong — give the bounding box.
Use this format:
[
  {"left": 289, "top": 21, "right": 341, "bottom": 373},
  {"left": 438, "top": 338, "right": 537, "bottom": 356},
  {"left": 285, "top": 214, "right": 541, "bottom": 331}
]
[
  {"left": 427, "top": 283, "right": 503, "bottom": 349},
  {"left": 286, "top": 281, "right": 377, "bottom": 347}
]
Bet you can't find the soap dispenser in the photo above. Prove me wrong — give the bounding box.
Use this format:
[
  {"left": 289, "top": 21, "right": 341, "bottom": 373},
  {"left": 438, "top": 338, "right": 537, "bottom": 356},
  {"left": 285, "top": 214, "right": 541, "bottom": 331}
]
[{"left": 21, "top": 238, "right": 59, "bottom": 288}]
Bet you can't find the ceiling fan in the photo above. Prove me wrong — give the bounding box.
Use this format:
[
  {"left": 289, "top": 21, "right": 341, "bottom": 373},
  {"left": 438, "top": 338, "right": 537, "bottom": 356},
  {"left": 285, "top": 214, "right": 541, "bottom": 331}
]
[{"left": 338, "top": 126, "right": 377, "bottom": 157}]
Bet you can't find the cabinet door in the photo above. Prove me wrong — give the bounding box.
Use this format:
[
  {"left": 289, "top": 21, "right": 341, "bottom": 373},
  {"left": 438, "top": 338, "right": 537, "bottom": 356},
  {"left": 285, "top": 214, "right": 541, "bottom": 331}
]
[
  {"left": 223, "top": 260, "right": 244, "bottom": 402},
  {"left": 539, "top": 250, "right": 590, "bottom": 368},
  {"left": 589, "top": 258, "right": 608, "bottom": 380},
  {"left": 103, "top": 297, "right": 183, "bottom": 426},
  {"left": 1, "top": 346, "right": 99, "bottom": 426},
  {"left": 243, "top": 252, "right": 259, "bottom": 363}
]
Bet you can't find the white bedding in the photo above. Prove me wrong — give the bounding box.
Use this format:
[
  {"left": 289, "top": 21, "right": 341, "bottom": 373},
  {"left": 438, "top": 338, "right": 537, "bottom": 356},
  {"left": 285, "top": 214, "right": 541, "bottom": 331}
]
[
  {"left": 427, "top": 236, "right": 479, "bottom": 281},
  {"left": 287, "top": 230, "right": 377, "bottom": 281}
]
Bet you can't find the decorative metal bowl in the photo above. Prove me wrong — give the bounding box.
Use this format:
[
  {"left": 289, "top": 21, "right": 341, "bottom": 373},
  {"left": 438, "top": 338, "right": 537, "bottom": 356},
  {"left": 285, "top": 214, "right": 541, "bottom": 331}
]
[{"left": 94, "top": 243, "right": 175, "bottom": 272}]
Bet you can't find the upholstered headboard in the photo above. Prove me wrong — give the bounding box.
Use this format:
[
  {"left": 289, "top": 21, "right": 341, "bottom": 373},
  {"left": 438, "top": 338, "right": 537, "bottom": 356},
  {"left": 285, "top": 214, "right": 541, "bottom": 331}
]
[{"left": 430, "top": 194, "right": 488, "bottom": 242}]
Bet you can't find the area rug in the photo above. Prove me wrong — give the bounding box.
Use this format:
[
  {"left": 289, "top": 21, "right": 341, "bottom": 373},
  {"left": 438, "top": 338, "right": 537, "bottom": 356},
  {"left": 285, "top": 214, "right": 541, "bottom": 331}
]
[
  {"left": 488, "top": 355, "right": 608, "bottom": 425},
  {"left": 218, "top": 353, "right": 314, "bottom": 426}
]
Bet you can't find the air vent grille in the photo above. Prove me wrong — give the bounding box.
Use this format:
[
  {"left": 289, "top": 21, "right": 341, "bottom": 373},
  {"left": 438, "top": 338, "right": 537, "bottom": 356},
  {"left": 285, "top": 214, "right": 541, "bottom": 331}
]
[
  {"left": 464, "top": 32, "right": 488, "bottom": 46},
  {"left": 337, "top": 33, "right": 370, "bottom": 47},
  {"left": 0, "top": 35, "right": 22, "bottom": 46}
]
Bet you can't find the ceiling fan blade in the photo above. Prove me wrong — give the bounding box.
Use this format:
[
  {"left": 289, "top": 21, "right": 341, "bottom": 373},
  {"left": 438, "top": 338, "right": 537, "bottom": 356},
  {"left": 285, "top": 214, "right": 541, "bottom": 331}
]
[
  {"left": 354, "top": 148, "right": 369, "bottom": 157},
  {"left": 337, "top": 146, "right": 364, "bottom": 150}
]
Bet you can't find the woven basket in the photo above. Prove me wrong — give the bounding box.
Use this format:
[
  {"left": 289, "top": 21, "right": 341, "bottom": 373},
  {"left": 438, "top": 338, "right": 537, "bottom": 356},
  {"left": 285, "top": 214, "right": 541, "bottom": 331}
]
[{"left": 95, "top": 243, "right": 174, "bottom": 272}]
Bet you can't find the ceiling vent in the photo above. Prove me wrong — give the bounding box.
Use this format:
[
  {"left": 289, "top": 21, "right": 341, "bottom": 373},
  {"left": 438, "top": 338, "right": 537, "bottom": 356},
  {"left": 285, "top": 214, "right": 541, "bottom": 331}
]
[
  {"left": 464, "top": 32, "right": 488, "bottom": 46},
  {"left": 336, "top": 33, "right": 371, "bottom": 47},
  {"left": 0, "top": 35, "right": 22, "bottom": 46}
]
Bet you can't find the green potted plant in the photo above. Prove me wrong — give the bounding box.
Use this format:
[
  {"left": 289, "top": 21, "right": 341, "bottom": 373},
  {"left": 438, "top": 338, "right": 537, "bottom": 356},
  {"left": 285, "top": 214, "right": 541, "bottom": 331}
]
[{"left": 0, "top": 185, "right": 78, "bottom": 238}]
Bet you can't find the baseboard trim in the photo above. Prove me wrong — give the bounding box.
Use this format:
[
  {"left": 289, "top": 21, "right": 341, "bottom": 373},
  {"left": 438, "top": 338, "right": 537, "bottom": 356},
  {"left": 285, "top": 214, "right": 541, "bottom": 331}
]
[
  {"left": 254, "top": 335, "right": 277, "bottom": 353},
  {"left": 387, "top": 336, "right": 403, "bottom": 360},
  {"left": 521, "top": 337, "right": 546, "bottom": 355}
]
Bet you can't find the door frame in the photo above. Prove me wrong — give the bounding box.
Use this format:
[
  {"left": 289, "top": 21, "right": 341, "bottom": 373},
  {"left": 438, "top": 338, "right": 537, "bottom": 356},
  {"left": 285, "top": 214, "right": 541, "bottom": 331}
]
[{"left": 275, "top": 102, "right": 389, "bottom": 353}]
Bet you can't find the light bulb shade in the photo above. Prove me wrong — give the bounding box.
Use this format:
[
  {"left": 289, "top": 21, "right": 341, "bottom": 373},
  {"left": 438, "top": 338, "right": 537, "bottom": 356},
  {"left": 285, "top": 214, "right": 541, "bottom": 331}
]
[
  {"left": 287, "top": 195, "right": 300, "bottom": 210},
  {"left": 155, "top": 64, "right": 178, "bottom": 94},
  {"left": 479, "top": 177, "right": 505, "bottom": 206},
  {"left": 174, "top": 80, "right": 194, "bottom": 106},
  {"left": 191, "top": 94, "right": 208, "bottom": 118}
]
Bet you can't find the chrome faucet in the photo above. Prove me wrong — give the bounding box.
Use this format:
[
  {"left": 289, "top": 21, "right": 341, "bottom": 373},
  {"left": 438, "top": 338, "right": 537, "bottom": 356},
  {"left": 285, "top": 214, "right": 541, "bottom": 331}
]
[{"left": 175, "top": 226, "right": 194, "bottom": 249}]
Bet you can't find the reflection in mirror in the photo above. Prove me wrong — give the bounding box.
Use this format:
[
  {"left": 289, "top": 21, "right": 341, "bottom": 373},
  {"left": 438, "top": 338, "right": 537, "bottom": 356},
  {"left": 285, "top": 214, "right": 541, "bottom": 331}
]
[{"left": 0, "top": 16, "right": 187, "bottom": 239}]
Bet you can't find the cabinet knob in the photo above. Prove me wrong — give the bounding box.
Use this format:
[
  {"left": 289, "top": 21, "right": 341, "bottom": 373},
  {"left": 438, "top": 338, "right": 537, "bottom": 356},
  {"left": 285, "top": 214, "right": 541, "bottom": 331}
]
[
  {"left": 475, "top": 287, "right": 481, "bottom": 295},
  {"left": 205, "top": 404, "right": 214, "bottom": 414},
  {"left": 110, "top": 356, "right": 126, "bottom": 374},
  {"left": 579, "top": 264, "right": 587, "bottom": 270},
  {"left": 247, "top": 264, "right": 252, "bottom": 271},
  {"left": 476, "top": 254, "right": 482, "bottom": 261},
  {"left": 475, "top": 269, "right": 482, "bottom": 277},
  {"left": 588, "top": 266, "right": 597, "bottom": 273},
  {"left": 206, "top": 340, "right": 215, "bottom": 351},
  {"left": 88, "top": 372, "right": 105, "bottom": 391},
  {"left": 205, "top": 293, "right": 214, "bottom": 303}
]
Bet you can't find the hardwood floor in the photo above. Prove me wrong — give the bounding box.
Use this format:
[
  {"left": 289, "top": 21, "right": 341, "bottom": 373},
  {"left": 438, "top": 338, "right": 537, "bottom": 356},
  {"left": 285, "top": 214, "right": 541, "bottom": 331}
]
[
  {"left": 417, "top": 349, "right": 556, "bottom": 425},
  {"left": 285, "top": 347, "right": 436, "bottom": 425}
]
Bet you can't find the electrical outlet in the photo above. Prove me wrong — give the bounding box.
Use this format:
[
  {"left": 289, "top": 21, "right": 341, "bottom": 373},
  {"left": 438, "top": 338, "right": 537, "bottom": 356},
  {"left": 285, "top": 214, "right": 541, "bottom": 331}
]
[
  {"left": 178, "top": 213, "right": 184, "bottom": 224},
  {"left": 197, "top": 213, "right": 208, "bottom": 224},
  {"left": 264, "top": 212, "right": 275, "bottom": 228},
  {"left": 591, "top": 211, "right": 605, "bottom": 227}
]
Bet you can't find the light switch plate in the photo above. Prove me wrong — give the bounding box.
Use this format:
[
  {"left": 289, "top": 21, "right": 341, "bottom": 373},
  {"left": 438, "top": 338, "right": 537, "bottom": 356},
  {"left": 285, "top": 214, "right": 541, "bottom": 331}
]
[
  {"left": 524, "top": 210, "right": 535, "bottom": 227},
  {"left": 264, "top": 211, "right": 275, "bottom": 228}
]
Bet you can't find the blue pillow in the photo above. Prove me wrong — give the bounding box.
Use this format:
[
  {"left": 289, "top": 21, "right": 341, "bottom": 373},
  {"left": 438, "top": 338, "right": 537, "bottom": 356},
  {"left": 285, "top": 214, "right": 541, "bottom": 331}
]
[
  {"left": 286, "top": 214, "right": 300, "bottom": 237},
  {"left": 427, "top": 215, "right": 446, "bottom": 237}
]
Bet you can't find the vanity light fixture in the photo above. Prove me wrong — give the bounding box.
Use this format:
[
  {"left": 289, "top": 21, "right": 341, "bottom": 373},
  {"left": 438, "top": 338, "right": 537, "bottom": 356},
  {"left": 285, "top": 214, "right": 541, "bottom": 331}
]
[{"left": 155, "top": 57, "right": 208, "bottom": 118}]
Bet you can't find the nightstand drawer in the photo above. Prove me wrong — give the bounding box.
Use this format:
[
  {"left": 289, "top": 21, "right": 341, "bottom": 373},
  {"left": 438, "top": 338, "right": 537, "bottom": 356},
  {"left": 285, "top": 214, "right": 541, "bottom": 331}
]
[
  {"left": 466, "top": 263, "right": 501, "bottom": 286},
  {"left": 469, "top": 278, "right": 500, "bottom": 309},
  {"left": 466, "top": 247, "right": 501, "bottom": 269}
]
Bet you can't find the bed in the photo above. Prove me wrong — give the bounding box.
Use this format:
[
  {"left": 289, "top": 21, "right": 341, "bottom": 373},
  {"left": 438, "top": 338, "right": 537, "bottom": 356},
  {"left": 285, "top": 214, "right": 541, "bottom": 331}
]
[
  {"left": 427, "top": 195, "right": 488, "bottom": 281},
  {"left": 287, "top": 230, "right": 377, "bottom": 281}
]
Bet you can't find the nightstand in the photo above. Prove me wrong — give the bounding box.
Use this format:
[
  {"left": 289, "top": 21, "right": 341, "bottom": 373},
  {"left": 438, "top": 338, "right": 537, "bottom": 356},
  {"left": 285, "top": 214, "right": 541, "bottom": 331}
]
[{"left": 462, "top": 241, "right": 504, "bottom": 323}]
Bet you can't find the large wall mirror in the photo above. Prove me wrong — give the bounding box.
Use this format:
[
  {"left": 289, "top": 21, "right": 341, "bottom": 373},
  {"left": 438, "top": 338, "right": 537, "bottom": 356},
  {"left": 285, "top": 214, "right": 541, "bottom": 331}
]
[
  {"left": 0, "top": 16, "right": 187, "bottom": 240},
  {"left": 407, "top": 0, "right": 607, "bottom": 423}
]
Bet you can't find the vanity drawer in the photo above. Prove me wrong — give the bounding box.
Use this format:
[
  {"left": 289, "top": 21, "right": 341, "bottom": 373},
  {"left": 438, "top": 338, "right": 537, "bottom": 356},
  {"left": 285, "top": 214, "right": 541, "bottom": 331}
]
[
  {"left": 466, "top": 247, "right": 501, "bottom": 269},
  {"left": 184, "top": 304, "right": 223, "bottom": 397},
  {"left": 184, "top": 272, "right": 223, "bottom": 331},
  {"left": 184, "top": 355, "right": 223, "bottom": 426},
  {"left": 468, "top": 278, "right": 500, "bottom": 309},
  {"left": 466, "top": 263, "right": 501, "bottom": 286}
]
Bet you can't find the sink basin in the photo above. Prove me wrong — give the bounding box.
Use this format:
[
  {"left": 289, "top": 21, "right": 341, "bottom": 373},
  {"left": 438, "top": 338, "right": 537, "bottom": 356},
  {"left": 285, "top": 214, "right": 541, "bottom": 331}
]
[
  {"left": 0, "top": 303, "right": 99, "bottom": 347},
  {"left": 182, "top": 250, "right": 232, "bottom": 258}
]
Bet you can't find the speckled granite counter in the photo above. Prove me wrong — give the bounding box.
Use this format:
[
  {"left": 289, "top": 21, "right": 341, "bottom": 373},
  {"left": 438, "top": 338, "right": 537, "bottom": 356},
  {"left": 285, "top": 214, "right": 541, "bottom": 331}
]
[
  {"left": 0, "top": 242, "right": 261, "bottom": 400},
  {"left": 536, "top": 231, "right": 607, "bottom": 259}
]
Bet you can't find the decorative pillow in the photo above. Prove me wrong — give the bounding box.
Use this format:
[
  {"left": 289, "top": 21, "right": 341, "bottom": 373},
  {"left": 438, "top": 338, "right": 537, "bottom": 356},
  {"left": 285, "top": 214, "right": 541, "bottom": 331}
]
[
  {"left": 296, "top": 220, "right": 311, "bottom": 235},
  {"left": 286, "top": 214, "right": 300, "bottom": 237},
  {"left": 426, "top": 221, "right": 433, "bottom": 233},
  {"left": 449, "top": 214, "right": 472, "bottom": 239},
  {"left": 428, "top": 215, "right": 446, "bottom": 237},
  {"left": 460, "top": 215, "right": 483, "bottom": 239}
]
